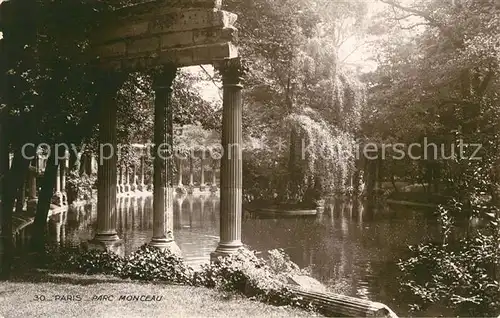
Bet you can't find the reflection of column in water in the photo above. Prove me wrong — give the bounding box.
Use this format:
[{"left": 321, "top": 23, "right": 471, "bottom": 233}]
[
  {"left": 174, "top": 195, "right": 183, "bottom": 230},
  {"left": 316, "top": 212, "right": 324, "bottom": 222},
  {"left": 117, "top": 197, "right": 123, "bottom": 232},
  {"left": 61, "top": 220, "right": 66, "bottom": 246},
  {"left": 124, "top": 197, "right": 129, "bottom": 230},
  {"left": 339, "top": 200, "right": 348, "bottom": 236},
  {"left": 179, "top": 195, "right": 188, "bottom": 227},
  {"left": 149, "top": 196, "right": 153, "bottom": 229},
  {"left": 54, "top": 219, "right": 61, "bottom": 245},
  {"left": 126, "top": 197, "right": 132, "bottom": 230},
  {"left": 210, "top": 196, "right": 217, "bottom": 223},
  {"left": 138, "top": 197, "right": 144, "bottom": 230},
  {"left": 345, "top": 201, "right": 352, "bottom": 219},
  {"left": 356, "top": 200, "right": 364, "bottom": 228},
  {"left": 188, "top": 196, "right": 193, "bottom": 228},
  {"left": 131, "top": 197, "right": 136, "bottom": 230},
  {"left": 200, "top": 195, "right": 205, "bottom": 220}
]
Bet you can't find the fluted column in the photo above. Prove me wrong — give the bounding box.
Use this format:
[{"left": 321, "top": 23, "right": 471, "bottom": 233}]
[
  {"left": 124, "top": 165, "right": 130, "bottom": 193},
  {"left": 139, "top": 153, "right": 145, "bottom": 192},
  {"left": 189, "top": 156, "right": 194, "bottom": 186},
  {"left": 120, "top": 164, "right": 125, "bottom": 193},
  {"left": 131, "top": 164, "right": 137, "bottom": 192},
  {"left": 27, "top": 161, "right": 38, "bottom": 213},
  {"left": 177, "top": 157, "right": 183, "bottom": 187},
  {"left": 90, "top": 72, "right": 123, "bottom": 253},
  {"left": 60, "top": 153, "right": 68, "bottom": 205},
  {"left": 116, "top": 166, "right": 120, "bottom": 195},
  {"left": 212, "top": 159, "right": 217, "bottom": 186},
  {"left": 187, "top": 156, "right": 194, "bottom": 194},
  {"left": 52, "top": 164, "right": 63, "bottom": 206},
  {"left": 200, "top": 155, "right": 205, "bottom": 191},
  {"left": 211, "top": 58, "right": 244, "bottom": 260},
  {"left": 150, "top": 65, "right": 180, "bottom": 254}
]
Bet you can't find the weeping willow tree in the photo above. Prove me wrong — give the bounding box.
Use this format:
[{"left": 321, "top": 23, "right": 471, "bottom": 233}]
[
  {"left": 285, "top": 40, "right": 366, "bottom": 202},
  {"left": 227, "top": 0, "right": 368, "bottom": 204}
]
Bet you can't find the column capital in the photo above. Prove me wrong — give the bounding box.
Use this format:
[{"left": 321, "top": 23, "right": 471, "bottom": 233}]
[
  {"left": 94, "top": 70, "right": 127, "bottom": 93},
  {"left": 215, "top": 57, "right": 246, "bottom": 88},
  {"left": 152, "top": 64, "right": 178, "bottom": 91}
]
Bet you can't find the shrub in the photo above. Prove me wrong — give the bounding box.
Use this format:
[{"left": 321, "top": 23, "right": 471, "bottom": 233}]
[
  {"left": 196, "top": 248, "right": 315, "bottom": 310},
  {"left": 120, "top": 244, "right": 194, "bottom": 284},
  {"left": 43, "top": 244, "right": 192, "bottom": 283},
  {"left": 41, "top": 245, "right": 318, "bottom": 312},
  {"left": 397, "top": 205, "right": 500, "bottom": 316},
  {"left": 66, "top": 171, "right": 96, "bottom": 204}
]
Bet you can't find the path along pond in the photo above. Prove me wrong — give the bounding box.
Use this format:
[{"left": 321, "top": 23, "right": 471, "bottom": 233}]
[{"left": 14, "top": 194, "right": 444, "bottom": 316}]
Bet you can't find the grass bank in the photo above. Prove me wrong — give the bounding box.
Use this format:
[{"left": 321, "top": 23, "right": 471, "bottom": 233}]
[{"left": 0, "top": 272, "right": 317, "bottom": 318}]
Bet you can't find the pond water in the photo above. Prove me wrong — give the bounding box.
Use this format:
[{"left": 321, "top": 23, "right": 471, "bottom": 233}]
[{"left": 15, "top": 194, "right": 443, "bottom": 316}]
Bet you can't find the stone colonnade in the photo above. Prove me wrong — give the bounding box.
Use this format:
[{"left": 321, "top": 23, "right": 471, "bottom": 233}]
[{"left": 90, "top": 59, "right": 243, "bottom": 259}]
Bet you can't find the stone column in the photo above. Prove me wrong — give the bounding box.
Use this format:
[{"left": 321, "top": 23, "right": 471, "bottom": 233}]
[
  {"left": 89, "top": 72, "right": 123, "bottom": 253},
  {"left": 200, "top": 155, "right": 205, "bottom": 191},
  {"left": 211, "top": 58, "right": 244, "bottom": 260},
  {"left": 120, "top": 164, "right": 125, "bottom": 193},
  {"left": 212, "top": 159, "right": 217, "bottom": 186},
  {"left": 187, "top": 156, "right": 194, "bottom": 194},
  {"left": 139, "top": 153, "right": 145, "bottom": 191},
  {"left": 27, "top": 162, "right": 38, "bottom": 213},
  {"left": 132, "top": 164, "right": 138, "bottom": 192},
  {"left": 150, "top": 65, "right": 180, "bottom": 254},
  {"left": 60, "top": 153, "right": 68, "bottom": 205},
  {"left": 189, "top": 156, "right": 194, "bottom": 186},
  {"left": 116, "top": 164, "right": 121, "bottom": 195},
  {"left": 210, "top": 158, "right": 218, "bottom": 193},
  {"left": 124, "top": 165, "right": 130, "bottom": 193},
  {"left": 52, "top": 164, "right": 63, "bottom": 206},
  {"left": 177, "top": 157, "right": 183, "bottom": 187}
]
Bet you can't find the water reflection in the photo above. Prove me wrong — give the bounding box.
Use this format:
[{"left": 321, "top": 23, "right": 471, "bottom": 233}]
[{"left": 14, "top": 195, "right": 441, "bottom": 316}]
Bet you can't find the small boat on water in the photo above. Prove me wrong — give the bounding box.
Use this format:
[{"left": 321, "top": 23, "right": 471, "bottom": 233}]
[{"left": 244, "top": 203, "right": 318, "bottom": 217}]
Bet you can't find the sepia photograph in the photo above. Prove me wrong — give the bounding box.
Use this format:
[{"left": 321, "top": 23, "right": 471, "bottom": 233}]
[{"left": 0, "top": 0, "right": 499, "bottom": 317}]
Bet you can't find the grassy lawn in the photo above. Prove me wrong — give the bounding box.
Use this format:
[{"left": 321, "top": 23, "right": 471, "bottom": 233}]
[{"left": 0, "top": 272, "right": 317, "bottom": 318}]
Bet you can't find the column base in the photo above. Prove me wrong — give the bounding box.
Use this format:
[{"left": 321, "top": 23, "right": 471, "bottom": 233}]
[
  {"left": 210, "top": 241, "right": 243, "bottom": 262},
  {"left": 86, "top": 234, "right": 124, "bottom": 256},
  {"left": 200, "top": 185, "right": 206, "bottom": 192},
  {"left": 149, "top": 239, "right": 181, "bottom": 256},
  {"left": 187, "top": 185, "right": 194, "bottom": 194}
]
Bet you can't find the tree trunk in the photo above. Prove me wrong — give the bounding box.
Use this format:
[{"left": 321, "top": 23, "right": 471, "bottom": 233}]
[
  {"left": 0, "top": 150, "right": 31, "bottom": 280},
  {"left": 31, "top": 149, "right": 58, "bottom": 254}
]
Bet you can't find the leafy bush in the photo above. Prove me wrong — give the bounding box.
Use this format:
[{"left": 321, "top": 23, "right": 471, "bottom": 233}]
[
  {"left": 44, "top": 245, "right": 124, "bottom": 275},
  {"left": 44, "top": 244, "right": 192, "bottom": 284},
  {"left": 120, "top": 244, "right": 194, "bottom": 284},
  {"left": 196, "top": 248, "right": 315, "bottom": 310},
  {"left": 66, "top": 171, "right": 96, "bottom": 204},
  {"left": 42, "top": 245, "right": 318, "bottom": 312},
  {"left": 397, "top": 205, "right": 500, "bottom": 316}
]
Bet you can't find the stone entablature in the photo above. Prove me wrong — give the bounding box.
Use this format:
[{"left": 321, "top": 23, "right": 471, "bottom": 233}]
[{"left": 91, "top": 0, "right": 238, "bottom": 70}]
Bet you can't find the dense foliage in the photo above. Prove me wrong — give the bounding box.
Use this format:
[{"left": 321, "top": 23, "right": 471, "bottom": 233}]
[
  {"left": 398, "top": 205, "right": 500, "bottom": 316},
  {"left": 41, "top": 245, "right": 318, "bottom": 311},
  {"left": 225, "top": 0, "right": 368, "bottom": 203}
]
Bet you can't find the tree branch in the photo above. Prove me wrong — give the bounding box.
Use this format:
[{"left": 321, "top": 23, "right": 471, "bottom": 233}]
[{"left": 380, "top": 0, "right": 462, "bottom": 47}]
